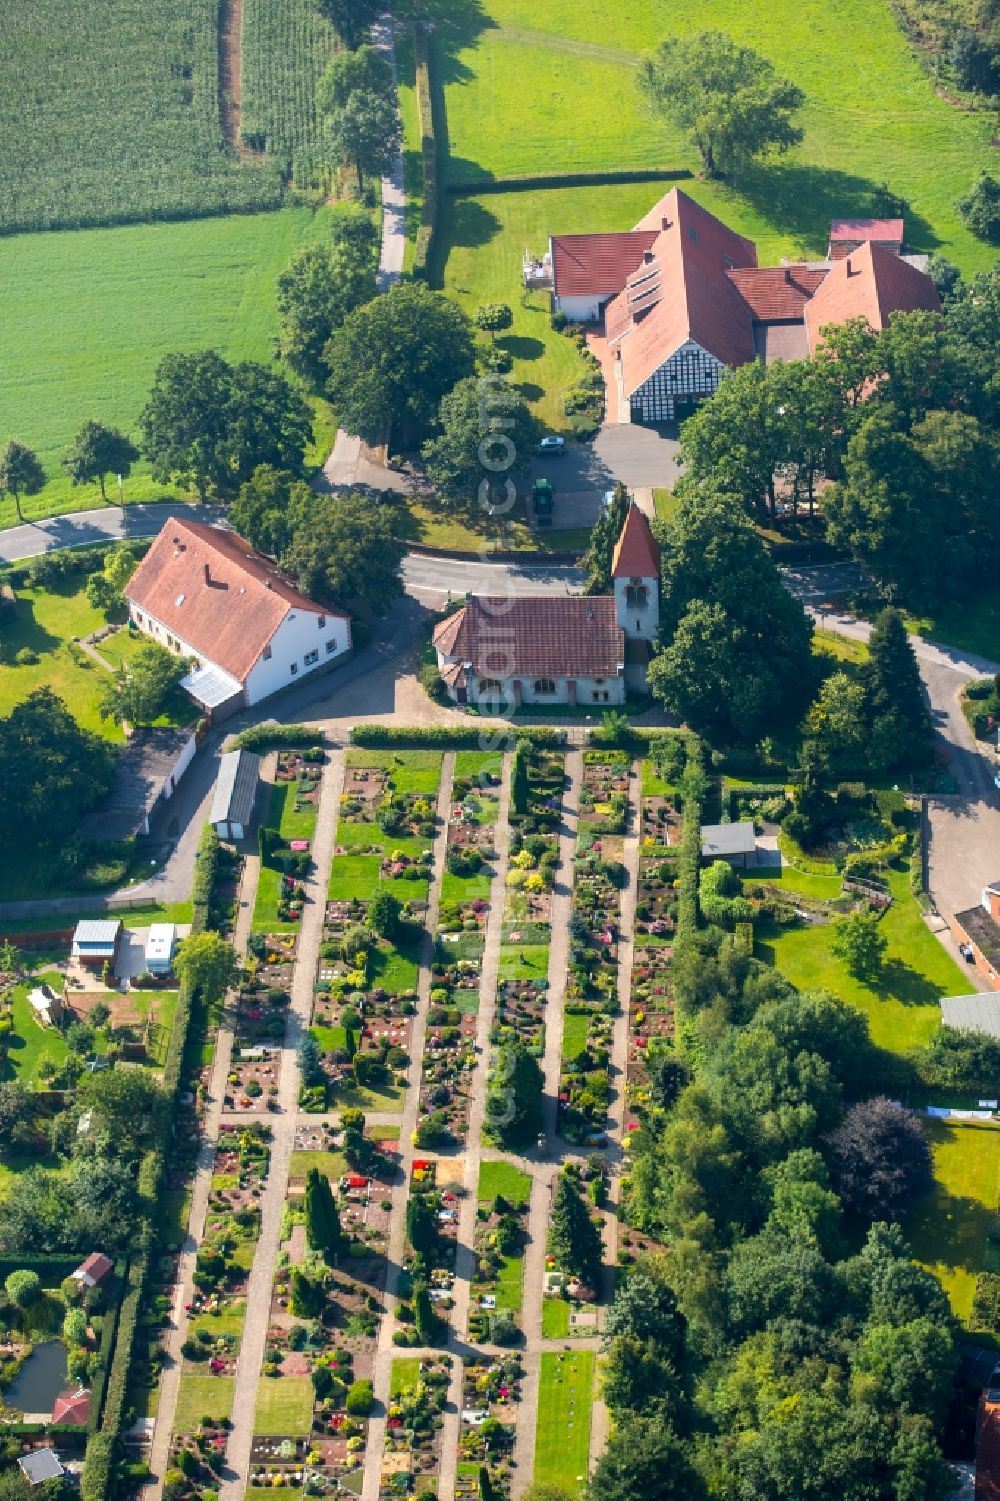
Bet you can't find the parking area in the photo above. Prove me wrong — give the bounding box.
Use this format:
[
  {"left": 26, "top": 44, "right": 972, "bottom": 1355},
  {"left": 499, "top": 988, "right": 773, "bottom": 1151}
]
[{"left": 528, "top": 422, "right": 683, "bottom": 527}]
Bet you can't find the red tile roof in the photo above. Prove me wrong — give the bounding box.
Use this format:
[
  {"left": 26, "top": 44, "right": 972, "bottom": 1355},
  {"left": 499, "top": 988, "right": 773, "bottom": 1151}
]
[
  {"left": 612, "top": 505, "right": 661, "bottom": 578},
  {"left": 805, "top": 240, "right": 940, "bottom": 351},
  {"left": 830, "top": 217, "right": 904, "bottom": 242},
  {"left": 551, "top": 231, "right": 658, "bottom": 299},
  {"left": 52, "top": 1391, "right": 91, "bottom": 1425},
  {"left": 125, "top": 518, "right": 346, "bottom": 685},
  {"left": 433, "top": 596, "right": 624, "bottom": 678},
  {"left": 75, "top": 1252, "right": 113, "bottom": 1282},
  {"left": 726, "top": 265, "right": 829, "bottom": 322},
  {"left": 611, "top": 189, "right": 758, "bottom": 398}
]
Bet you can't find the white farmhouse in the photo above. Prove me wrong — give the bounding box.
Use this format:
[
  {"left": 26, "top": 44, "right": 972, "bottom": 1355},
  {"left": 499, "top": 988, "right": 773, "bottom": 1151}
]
[{"left": 124, "top": 518, "right": 351, "bottom": 719}]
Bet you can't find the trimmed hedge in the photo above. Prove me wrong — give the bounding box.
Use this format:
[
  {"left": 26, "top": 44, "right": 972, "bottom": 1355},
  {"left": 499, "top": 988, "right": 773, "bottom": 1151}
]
[
  {"left": 412, "top": 23, "right": 439, "bottom": 281},
  {"left": 224, "top": 723, "right": 324, "bottom": 752},
  {"left": 191, "top": 822, "right": 223, "bottom": 933},
  {"left": 82, "top": 1434, "right": 115, "bottom": 1501},
  {"left": 350, "top": 723, "right": 566, "bottom": 748},
  {"left": 676, "top": 738, "right": 706, "bottom": 950},
  {"left": 447, "top": 166, "right": 691, "bottom": 196}
]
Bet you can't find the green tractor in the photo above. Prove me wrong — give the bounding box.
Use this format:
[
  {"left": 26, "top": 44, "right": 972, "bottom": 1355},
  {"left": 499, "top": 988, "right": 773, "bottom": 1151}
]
[{"left": 531, "top": 476, "right": 554, "bottom": 527}]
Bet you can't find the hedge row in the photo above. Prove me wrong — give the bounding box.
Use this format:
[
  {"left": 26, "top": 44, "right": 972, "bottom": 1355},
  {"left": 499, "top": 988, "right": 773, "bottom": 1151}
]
[
  {"left": 191, "top": 822, "right": 223, "bottom": 933},
  {"left": 349, "top": 723, "right": 566, "bottom": 748},
  {"left": 676, "top": 738, "right": 706, "bottom": 946},
  {"left": 447, "top": 166, "right": 691, "bottom": 196},
  {"left": 81, "top": 1434, "right": 115, "bottom": 1501},
  {"left": 224, "top": 722, "right": 324, "bottom": 752},
  {"left": 412, "top": 22, "right": 439, "bottom": 281}
]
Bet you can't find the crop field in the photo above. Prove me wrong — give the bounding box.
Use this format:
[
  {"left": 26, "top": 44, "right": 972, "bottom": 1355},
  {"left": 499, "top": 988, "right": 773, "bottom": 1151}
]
[
  {"left": 432, "top": 0, "right": 997, "bottom": 273},
  {"left": 0, "top": 0, "right": 283, "bottom": 237},
  {"left": 241, "top": 0, "right": 337, "bottom": 184},
  {"left": 0, "top": 206, "right": 333, "bottom": 529}
]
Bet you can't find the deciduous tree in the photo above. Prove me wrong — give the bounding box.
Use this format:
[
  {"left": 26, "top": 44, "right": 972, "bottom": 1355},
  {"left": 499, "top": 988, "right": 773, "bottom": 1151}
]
[
  {"left": 638, "top": 31, "right": 803, "bottom": 178},
  {"left": 0, "top": 439, "right": 45, "bottom": 523},
  {"left": 324, "top": 88, "right": 402, "bottom": 195},
  {"left": 825, "top": 1097, "right": 932, "bottom": 1222},
  {"left": 62, "top": 421, "right": 139, "bottom": 504},
  {"left": 98, "top": 638, "right": 186, "bottom": 726},
  {"left": 313, "top": 0, "right": 380, "bottom": 49},
  {"left": 280, "top": 491, "right": 404, "bottom": 617},
  {"left": 172, "top": 932, "right": 238, "bottom": 1006},
  {"left": 277, "top": 236, "right": 377, "bottom": 383},
  {"left": 0, "top": 689, "right": 115, "bottom": 853},
  {"left": 422, "top": 375, "right": 536, "bottom": 514},
  {"left": 831, "top": 910, "right": 888, "bottom": 982},
  {"left": 585, "top": 1413, "right": 704, "bottom": 1501}
]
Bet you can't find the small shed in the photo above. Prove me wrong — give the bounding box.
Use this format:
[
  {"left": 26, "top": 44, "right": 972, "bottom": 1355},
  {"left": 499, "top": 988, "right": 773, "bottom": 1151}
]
[
  {"left": 700, "top": 821, "right": 757, "bottom": 869},
  {"left": 145, "top": 924, "right": 176, "bottom": 974},
  {"left": 18, "top": 1450, "right": 65, "bottom": 1487},
  {"left": 940, "top": 994, "right": 1000, "bottom": 1039},
  {"left": 71, "top": 1252, "right": 114, "bottom": 1289},
  {"left": 71, "top": 919, "right": 123, "bottom": 970},
  {"left": 52, "top": 1389, "right": 91, "bottom": 1425},
  {"left": 210, "top": 749, "right": 261, "bottom": 841}
]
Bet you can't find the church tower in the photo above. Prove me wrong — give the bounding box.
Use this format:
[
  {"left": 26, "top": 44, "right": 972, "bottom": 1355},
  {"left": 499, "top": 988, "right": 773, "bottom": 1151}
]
[{"left": 611, "top": 503, "right": 661, "bottom": 644}]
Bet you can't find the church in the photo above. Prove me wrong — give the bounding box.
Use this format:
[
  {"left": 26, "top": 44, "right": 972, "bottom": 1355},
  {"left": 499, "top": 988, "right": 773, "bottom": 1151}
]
[{"left": 432, "top": 505, "right": 660, "bottom": 709}]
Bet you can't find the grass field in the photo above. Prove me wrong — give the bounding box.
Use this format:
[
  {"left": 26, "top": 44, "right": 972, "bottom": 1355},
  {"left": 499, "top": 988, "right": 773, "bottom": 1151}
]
[
  {"left": 390, "top": 1357, "right": 422, "bottom": 1396},
  {"left": 542, "top": 1298, "right": 570, "bottom": 1338},
  {"left": 498, "top": 944, "right": 550, "bottom": 980},
  {"left": 901, "top": 587, "right": 1000, "bottom": 666},
  {"left": 0, "top": 581, "right": 122, "bottom": 738},
  {"left": 433, "top": 0, "right": 996, "bottom": 273},
  {"left": 757, "top": 866, "right": 968, "bottom": 1053},
  {"left": 3, "top": 975, "right": 69, "bottom": 1084},
  {"left": 562, "top": 1012, "right": 590, "bottom": 1061},
  {"left": 345, "top": 749, "right": 443, "bottom": 796},
  {"left": 906, "top": 1121, "right": 1000, "bottom": 1326},
  {"left": 174, "top": 1373, "right": 235, "bottom": 1431},
  {"left": 329, "top": 855, "right": 383, "bottom": 901},
  {"left": 534, "top": 1351, "right": 594, "bottom": 1495},
  {"left": 478, "top": 1159, "right": 532, "bottom": 1206},
  {"left": 253, "top": 1374, "right": 315, "bottom": 1434},
  {"left": 288, "top": 1149, "right": 347, "bottom": 1180},
  {"left": 0, "top": 205, "right": 334, "bottom": 529}
]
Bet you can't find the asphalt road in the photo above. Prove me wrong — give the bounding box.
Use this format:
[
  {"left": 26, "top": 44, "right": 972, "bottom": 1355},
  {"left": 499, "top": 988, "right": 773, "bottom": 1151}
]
[{"left": 804, "top": 605, "right": 1000, "bottom": 922}]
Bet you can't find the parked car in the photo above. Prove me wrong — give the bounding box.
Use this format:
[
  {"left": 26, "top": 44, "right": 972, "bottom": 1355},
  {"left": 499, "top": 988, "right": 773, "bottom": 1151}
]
[{"left": 537, "top": 435, "right": 566, "bottom": 456}]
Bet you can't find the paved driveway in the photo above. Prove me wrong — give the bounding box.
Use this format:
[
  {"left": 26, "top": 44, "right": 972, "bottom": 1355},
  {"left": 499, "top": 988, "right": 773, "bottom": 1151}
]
[{"left": 593, "top": 422, "right": 683, "bottom": 489}]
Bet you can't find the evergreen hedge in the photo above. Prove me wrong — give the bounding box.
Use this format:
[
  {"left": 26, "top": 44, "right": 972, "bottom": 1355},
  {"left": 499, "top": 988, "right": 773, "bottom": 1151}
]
[
  {"left": 224, "top": 723, "right": 324, "bottom": 752},
  {"left": 412, "top": 23, "right": 439, "bottom": 281},
  {"left": 349, "top": 723, "right": 566, "bottom": 748}
]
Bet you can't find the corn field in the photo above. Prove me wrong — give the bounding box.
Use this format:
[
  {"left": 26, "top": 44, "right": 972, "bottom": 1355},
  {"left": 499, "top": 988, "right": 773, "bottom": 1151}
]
[
  {"left": 240, "top": 0, "right": 338, "bottom": 187},
  {"left": 0, "top": 0, "right": 290, "bottom": 236}
]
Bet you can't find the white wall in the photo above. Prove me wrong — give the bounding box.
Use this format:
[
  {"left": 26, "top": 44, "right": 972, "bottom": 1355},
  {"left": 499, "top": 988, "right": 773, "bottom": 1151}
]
[
  {"left": 161, "top": 733, "right": 197, "bottom": 796},
  {"left": 468, "top": 672, "right": 625, "bottom": 707},
  {"left": 555, "top": 293, "right": 606, "bottom": 323},
  {"left": 244, "top": 610, "right": 351, "bottom": 706},
  {"left": 614, "top": 575, "right": 659, "bottom": 644}
]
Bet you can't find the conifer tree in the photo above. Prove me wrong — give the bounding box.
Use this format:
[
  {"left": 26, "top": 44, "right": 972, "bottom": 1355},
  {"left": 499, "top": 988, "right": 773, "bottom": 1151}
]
[
  {"left": 304, "top": 1167, "right": 345, "bottom": 1261},
  {"left": 862, "top": 607, "right": 932, "bottom": 771},
  {"left": 550, "top": 1171, "right": 603, "bottom": 1289}
]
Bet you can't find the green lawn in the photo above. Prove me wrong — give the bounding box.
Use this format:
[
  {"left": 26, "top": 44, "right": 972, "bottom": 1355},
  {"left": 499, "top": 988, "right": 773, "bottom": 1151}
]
[
  {"left": 455, "top": 751, "right": 505, "bottom": 782},
  {"left": 757, "top": 866, "right": 967, "bottom": 1052},
  {"left": 652, "top": 490, "right": 677, "bottom": 524},
  {"left": 561, "top": 1013, "right": 590, "bottom": 1062},
  {"left": 372, "top": 944, "right": 421, "bottom": 994},
  {"left": 396, "top": 26, "right": 423, "bottom": 278},
  {"left": 334, "top": 1080, "right": 406, "bottom": 1112},
  {"left": 641, "top": 758, "right": 679, "bottom": 798},
  {"left": 0, "top": 1151, "right": 68, "bottom": 1200},
  {"left": 0, "top": 581, "right": 122, "bottom": 738},
  {"left": 441, "top": 870, "right": 493, "bottom": 905},
  {"left": 190, "top": 1302, "right": 246, "bottom": 1343},
  {"left": 478, "top": 1159, "right": 532, "bottom": 1207},
  {"left": 435, "top": 0, "right": 995, "bottom": 273},
  {"left": 498, "top": 944, "right": 550, "bottom": 980},
  {"left": 3, "top": 975, "right": 69, "bottom": 1083},
  {"left": 906, "top": 1121, "right": 1000, "bottom": 1327},
  {"left": 332, "top": 822, "right": 432, "bottom": 857},
  {"left": 329, "top": 854, "right": 382, "bottom": 901},
  {"left": 269, "top": 779, "right": 318, "bottom": 842},
  {"left": 157, "top": 1189, "right": 192, "bottom": 1247},
  {"left": 0, "top": 206, "right": 334, "bottom": 528},
  {"left": 493, "top": 1253, "right": 524, "bottom": 1314},
  {"left": 253, "top": 1374, "right": 315, "bottom": 1436},
  {"left": 251, "top": 864, "right": 299, "bottom": 935},
  {"left": 902, "top": 586, "right": 1000, "bottom": 667},
  {"left": 534, "top": 1351, "right": 594, "bottom": 1496},
  {"left": 813, "top": 628, "right": 868, "bottom": 668},
  {"left": 344, "top": 749, "right": 443, "bottom": 796},
  {"left": 288, "top": 1149, "right": 346, "bottom": 1180},
  {"left": 391, "top": 1357, "right": 423, "bottom": 1396},
  {"left": 541, "top": 1298, "right": 570, "bottom": 1339},
  {"left": 174, "top": 1373, "right": 235, "bottom": 1431}
]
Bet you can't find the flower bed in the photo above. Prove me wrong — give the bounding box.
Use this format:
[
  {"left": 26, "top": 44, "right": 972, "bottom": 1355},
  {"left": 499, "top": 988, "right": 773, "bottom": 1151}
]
[
  {"left": 579, "top": 749, "right": 629, "bottom": 834},
  {"left": 455, "top": 1356, "right": 521, "bottom": 1497},
  {"left": 383, "top": 1355, "right": 452, "bottom": 1493}
]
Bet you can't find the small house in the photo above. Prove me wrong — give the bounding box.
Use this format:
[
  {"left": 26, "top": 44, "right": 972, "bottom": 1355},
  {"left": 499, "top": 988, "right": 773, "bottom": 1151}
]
[
  {"left": 71, "top": 1252, "right": 113, "bottom": 1289},
  {"left": 52, "top": 1389, "right": 91, "bottom": 1425},
  {"left": 145, "top": 924, "right": 176, "bottom": 975},
  {"left": 18, "top": 1450, "right": 65, "bottom": 1487},
  {"left": 700, "top": 821, "right": 758, "bottom": 869},
  {"left": 71, "top": 920, "right": 122, "bottom": 970},
  {"left": 210, "top": 749, "right": 261, "bottom": 841}
]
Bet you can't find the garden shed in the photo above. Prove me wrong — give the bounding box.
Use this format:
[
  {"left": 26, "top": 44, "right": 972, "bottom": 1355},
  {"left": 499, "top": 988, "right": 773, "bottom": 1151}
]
[
  {"left": 71, "top": 919, "right": 122, "bottom": 970},
  {"left": 18, "top": 1450, "right": 64, "bottom": 1486},
  {"left": 144, "top": 923, "right": 176, "bottom": 974},
  {"left": 210, "top": 749, "right": 260, "bottom": 840},
  {"left": 700, "top": 821, "right": 758, "bottom": 868}
]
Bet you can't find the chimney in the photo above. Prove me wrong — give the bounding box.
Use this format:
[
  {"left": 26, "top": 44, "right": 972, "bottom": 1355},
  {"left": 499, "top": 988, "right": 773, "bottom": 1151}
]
[
  {"left": 264, "top": 579, "right": 272, "bottom": 591},
  {"left": 643, "top": 249, "right": 655, "bottom": 264},
  {"left": 203, "top": 562, "right": 210, "bottom": 585},
  {"left": 784, "top": 267, "right": 791, "bottom": 284},
  {"left": 661, "top": 216, "right": 671, "bottom": 231},
  {"left": 845, "top": 257, "right": 853, "bottom": 276}
]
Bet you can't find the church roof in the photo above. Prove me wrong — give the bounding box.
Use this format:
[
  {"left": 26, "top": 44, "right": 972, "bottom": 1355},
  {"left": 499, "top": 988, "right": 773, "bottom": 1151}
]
[{"left": 612, "top": 505, "right": 661, "bottom": 579}]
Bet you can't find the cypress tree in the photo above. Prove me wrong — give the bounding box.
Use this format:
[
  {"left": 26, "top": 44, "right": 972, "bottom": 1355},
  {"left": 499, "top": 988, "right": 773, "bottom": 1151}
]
[
  {"left": 511, "top": 738, "right": 532, "bottom": 816},
  {"left": 550, "top": 1171, "right": 603, "bottom": 1290},
  {"left": 406, "top": 1194, "right": 436, "bottom": 1254},
  {"left": 862, "top": 607, "right": 932, "bottom": 771},
  {"left": 304, "top": 1167, "right": 344, "bottom": 1261}
]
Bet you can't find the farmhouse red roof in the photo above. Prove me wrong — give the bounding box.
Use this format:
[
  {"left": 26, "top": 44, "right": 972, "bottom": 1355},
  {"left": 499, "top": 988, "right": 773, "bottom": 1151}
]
[
  {"left": 52, "top": 1391, "right": 91, "bottom": 1425},
  {"left": 125, "top": 518, "right": 345, "bottom": 684},
  {"left": 829, "top": 217, "right": 904, "bottom": 242},
  {"left": 611, "top": 505, "right": 660, "bottom": 579},
  {"left": 76, "top": 1252, "right": 113, "bottom": 1281},
  {"left": 726, "top": 265, "right": 829, "bottom": 322},
  {"left": 550, "top": 231, "right": 658, "bottom": 298},
  {"left": 805, "top": 240, "right": 939, "bottom": 351},
  {"left": 433, "top": 596, "right": 624, "bottom": 678}
]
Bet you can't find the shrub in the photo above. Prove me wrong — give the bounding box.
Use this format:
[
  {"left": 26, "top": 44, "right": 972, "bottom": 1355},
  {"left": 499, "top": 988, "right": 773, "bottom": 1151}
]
[
  {"left": 345, "top": 1378, "right": 374, "bottom": 1415},
  {"left": 225, "top": 723, "right": 324, "bottom": 753},
  {"left": 957, "top": 172, "right": 1000, "bottom": 242},
  {"left": 5, "top": 1269, "right": 41, "bottom": 1307}
]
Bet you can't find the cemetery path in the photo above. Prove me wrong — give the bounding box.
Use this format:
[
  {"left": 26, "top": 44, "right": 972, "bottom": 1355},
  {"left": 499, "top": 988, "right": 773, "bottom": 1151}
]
[
  {"left": 438, "top": 756, "right": 514, "bottom": 1499},
  {"left": 220, "top": 750, "right": 345, "bottom": 1498},
  {"left": 362, "top": 757, "right": 455, "bottom": 1501},
  {"left": 143, "top": 762, "right": 271, "bottom": 1498}
]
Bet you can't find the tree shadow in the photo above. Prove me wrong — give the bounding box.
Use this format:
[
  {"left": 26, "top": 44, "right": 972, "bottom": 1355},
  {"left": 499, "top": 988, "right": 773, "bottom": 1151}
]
[
  {"left": 498, "top": 334, "right": 546, "bottom": 362},
  {"left": 878, "top": 956, "right": 948, "bottom": 1008},
  {"left": 436, "top": 196, "right": 502, "bottom": 267},
  {"left": 0, "top": 593, "right": 64, "bottom": 664},
  {"left": 733, "top": 159, "right": 942, "bottom": 257}
]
